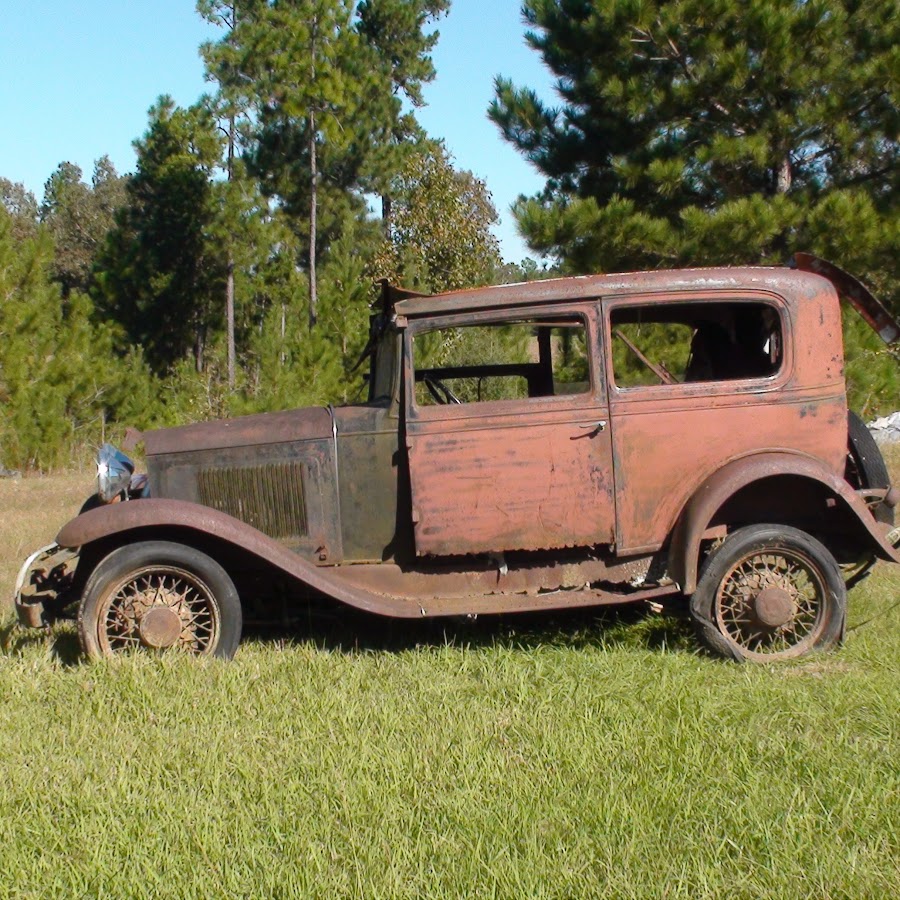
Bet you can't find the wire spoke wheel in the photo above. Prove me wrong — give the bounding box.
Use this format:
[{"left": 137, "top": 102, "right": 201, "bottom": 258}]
[
  {"left": 715, "top": 549, "right": 826, "bottom": 659},
  {"left": 690, "top": 525, "right": 846, "bottom": 662},
  {"left": 78, "top": 542, "right": 242, "bottom": 661},
  {"left": 99, "top": 566, "right": 220, "bottom": 655}
]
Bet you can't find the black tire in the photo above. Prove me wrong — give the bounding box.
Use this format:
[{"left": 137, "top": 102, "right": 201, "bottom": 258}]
[
  {"left": 78, "top": 494, "right": 104, "bottom": 515},
  {"left": 77, "top": 541, "right": 242, "bottom": 660},
  {"left": 690, "top": 524, "right": 846, "bottom": 662},
  {"left": 847, "top": 410, "right": 893, "bottom": 525}
]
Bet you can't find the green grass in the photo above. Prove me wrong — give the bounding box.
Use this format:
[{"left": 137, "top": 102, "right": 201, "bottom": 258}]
[{"left": 0, "top": 461, "right": 897, "bottom": 898}]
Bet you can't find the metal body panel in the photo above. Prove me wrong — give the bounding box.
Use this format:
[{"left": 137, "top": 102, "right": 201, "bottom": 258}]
[
  {"left": 55, "top": 500, "right": 409, "bottom": 616},
  {"left": 609, "top": 393, "right": 848, "bottom": 553},
  {"left": 791, "top": 253, "right": 900, "bottom": 344},
  {"left": 394, "top": 267, "right": 832, "bottom": 321},
  {"left": 406, "top": 400, "right": 615, "bottom": 555},
  {"left": 147, "top": 404, "right": 404, "bottom": 565},
  {"left": 333, "top": 404, "right": 402, "bottom": 562},
  {"left": 146, "top": 406, "right": 343, "bottom": 563},
  {"left": 332, "top": 552, "right": 656, "bottom": 601},
  {"left": 143, "top": 406, "right": 334, "bottom": 455},
  {"left": 669, "top": 453, "right": 900, "bottom": 593}
]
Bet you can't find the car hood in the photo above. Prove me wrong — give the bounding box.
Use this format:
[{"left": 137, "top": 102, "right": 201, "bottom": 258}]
[{"left": 142, "top": 406, "right": 335, "bottom": 457}]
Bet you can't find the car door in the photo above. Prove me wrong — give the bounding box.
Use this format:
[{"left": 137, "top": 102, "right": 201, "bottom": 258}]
[
  {"left": 602, "top": 291, "right": 845, "bottom": 555},
  {"left": 403, "top": 303, "right": 616, "bottom": 557}
]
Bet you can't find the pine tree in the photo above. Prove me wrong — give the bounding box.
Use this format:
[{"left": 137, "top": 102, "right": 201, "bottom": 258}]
[
  {"left": 94, "top": 99, "right": 225, "bottom": 375},
  {"left": 207, "top": 0, "right": 363, "bottom": 327},
  {"left": 198, "top": 1, "right": 264, "bottom": 387},
  {"left": 0, "top": 207, "right": 155, "bottom": 470},
  {"left": 355, "top": 0, "right": 450, "bottom": 226},
  {"left": 201, "top": 0, "right": 449, "bottom": 328},
  {"left": 316, "top": 214, "right": 381, "bottom": 384},
  {"left": 0, "top": 178, "right": 39, "bottom": 243},
  {"left": 40, "top": 157, "right": 127, "bottom": 296},
  {"left": 489, "top": 0, "right": 898, "bottom": 313}
]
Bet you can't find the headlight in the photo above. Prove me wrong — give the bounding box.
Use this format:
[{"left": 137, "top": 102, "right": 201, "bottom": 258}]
[{"left": 97, "top": 443, "right": 135, "bottom": 502}]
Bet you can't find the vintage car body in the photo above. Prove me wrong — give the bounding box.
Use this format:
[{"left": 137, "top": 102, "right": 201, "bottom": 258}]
[{"left": 15, "top": 257, "right": 900, "bottom": 662}]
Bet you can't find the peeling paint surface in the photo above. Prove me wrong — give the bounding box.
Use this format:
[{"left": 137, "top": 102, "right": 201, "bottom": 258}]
[{"left": 407, "top": 400, "right": 615, "bottom": 556}]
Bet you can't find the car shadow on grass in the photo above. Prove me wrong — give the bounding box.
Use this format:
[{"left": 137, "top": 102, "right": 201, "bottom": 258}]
[
  {"left": 243, "top": 597, "right": 697, "bottom": 658},
  {"left": 0, "top": 599, "right": 696, "bottom": 665},
  {"left": 0, "top": 619, "right": 83, "bottom": 666}
]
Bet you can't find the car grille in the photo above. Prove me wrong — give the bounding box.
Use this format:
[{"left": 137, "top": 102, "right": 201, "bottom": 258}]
[{"left": 197, "top": 462, "right": 308, "bottom": 540}]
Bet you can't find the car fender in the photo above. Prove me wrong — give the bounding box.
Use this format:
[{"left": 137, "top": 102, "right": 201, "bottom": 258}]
[
  {"left": 669, "top": 452, "right": 900, "bottom": 594},
  {"left": 56, "top": 499, "right": 420, "bottom": 618}
]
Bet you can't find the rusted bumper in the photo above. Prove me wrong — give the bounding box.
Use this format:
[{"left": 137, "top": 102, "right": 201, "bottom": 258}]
[{"left": 13, "top": 544, "right": 79, "bottom": 628}]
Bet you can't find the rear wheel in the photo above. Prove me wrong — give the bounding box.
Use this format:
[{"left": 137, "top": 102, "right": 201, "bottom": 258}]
[
  {"left": 690, "top": 525, "right": 845, "bottom": 662},
  {"left": 77, "top": 541, "right": 242, "bottom": 660}
]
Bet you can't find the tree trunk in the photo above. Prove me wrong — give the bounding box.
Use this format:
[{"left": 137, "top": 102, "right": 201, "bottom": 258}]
[
  {"left": 382, "top": 194, "right": 392, "bottom": 238},
  {"left": 309, "top": 111, "right": 318, "bottom": 329},
  {"left": 776, "top": 153, "right": 792, "bottom": 194},
  {"left": 308, "top": 14, "right": 318, "bottom": 329},
  {"left": 226, "top": 252, "right": 235, "bottom": 384},
  {"left": 195, "top": 324, "right": 206, "bottom": 373},
  {"left": 226, "top": 113, "right": 236, "bottom": 387}
]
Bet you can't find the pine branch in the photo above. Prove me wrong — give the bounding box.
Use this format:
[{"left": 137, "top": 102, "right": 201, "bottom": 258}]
[
  {"left": 835, "top": 164, "right": 897, "bottom": 189},
  {"left": 630, "top": 24, "right": 746, "bottom": 136}
]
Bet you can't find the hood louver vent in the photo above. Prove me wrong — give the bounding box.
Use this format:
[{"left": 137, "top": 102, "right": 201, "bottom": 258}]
[{"left": 198, "top": 462, "right": 308, "bottom": 541}]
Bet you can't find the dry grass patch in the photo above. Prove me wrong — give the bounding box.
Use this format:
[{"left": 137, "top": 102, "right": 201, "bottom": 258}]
[{"left": 0, "top": 473, "right": 88, "bottom": 603}]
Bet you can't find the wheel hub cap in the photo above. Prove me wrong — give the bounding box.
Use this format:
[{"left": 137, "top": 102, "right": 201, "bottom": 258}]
[
  {"left": 139, "top": 606, "right": 183, "bottom": 649},
  {"left": 753, "top": 587, "right": 795, "bottom": 628}
]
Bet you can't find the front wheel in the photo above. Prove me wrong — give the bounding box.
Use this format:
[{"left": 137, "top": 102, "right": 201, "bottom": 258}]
[
  {"left": 689, "top": 525, "right": 846, "bottom": 662},
  {"left": 77, "top": 541, "right": 242, "bottom": 660}
]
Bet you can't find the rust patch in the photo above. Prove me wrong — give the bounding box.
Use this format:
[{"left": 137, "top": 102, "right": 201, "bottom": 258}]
[
  {"left": 791, "top": 253, "right": 900, "bottom": 344},
  {"left": 335, "top": 552, "right": 658, "bottom": 601},
  {"left": 407, "top": 401, "right": 615, "bottom": 556}
]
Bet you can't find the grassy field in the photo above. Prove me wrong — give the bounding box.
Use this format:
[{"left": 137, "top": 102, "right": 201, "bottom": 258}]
[{"left": 0, "top": 455, "right": 897, "bottom": 898}]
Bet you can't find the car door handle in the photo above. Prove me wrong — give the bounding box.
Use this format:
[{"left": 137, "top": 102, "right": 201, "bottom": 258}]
[{"left": 578, "top": 420, "right": 607, "bottom": 432}]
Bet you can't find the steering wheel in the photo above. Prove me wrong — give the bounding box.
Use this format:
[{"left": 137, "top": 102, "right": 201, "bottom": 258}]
[{"left": 423, "top": 374, "right": 462, "bottom": 405}]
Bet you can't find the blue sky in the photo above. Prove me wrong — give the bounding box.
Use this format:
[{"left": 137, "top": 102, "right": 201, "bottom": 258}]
[{"left": 1, "top": 1, "right": 556, "bottom": 263}]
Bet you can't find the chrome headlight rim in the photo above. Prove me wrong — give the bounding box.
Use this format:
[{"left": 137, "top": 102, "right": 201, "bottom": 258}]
[{"left": 97, "top": 443, "right": 135, "bottom": 503}]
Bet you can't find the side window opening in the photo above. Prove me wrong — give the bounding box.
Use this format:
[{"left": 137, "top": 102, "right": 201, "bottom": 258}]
[
  {"left": 412, "top": 315, "right": 591, "bottom": 406},
  {"left": 610, "top": 302, "right": 782, "bottom": 388}
]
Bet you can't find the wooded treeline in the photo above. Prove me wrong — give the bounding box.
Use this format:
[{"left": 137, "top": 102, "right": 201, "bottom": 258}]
[
  {"left": 0, "top": 0, "right": 514, "bottom": 470},
  {"left": 1, "top": 0, "right": 896, "bottom": 471}
]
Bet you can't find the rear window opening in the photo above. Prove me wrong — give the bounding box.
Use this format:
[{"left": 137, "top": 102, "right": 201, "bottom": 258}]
[{"left": 610, "top": 301, "right": 783, "bottom": 388}]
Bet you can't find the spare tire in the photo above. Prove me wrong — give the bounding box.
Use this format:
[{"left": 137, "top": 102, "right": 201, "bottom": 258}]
[{"left": 847, "top": 410, "right": 894, "bottom": 525}]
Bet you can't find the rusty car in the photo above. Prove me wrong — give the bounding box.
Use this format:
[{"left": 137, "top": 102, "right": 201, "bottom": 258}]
[{"left": 14, "top": 254, "right": 900, "bottom": 662}]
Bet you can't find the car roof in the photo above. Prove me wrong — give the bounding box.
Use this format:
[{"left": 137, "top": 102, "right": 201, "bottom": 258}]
[{"left": 392, "top": 266, "right": 828, "bottom": 320}]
